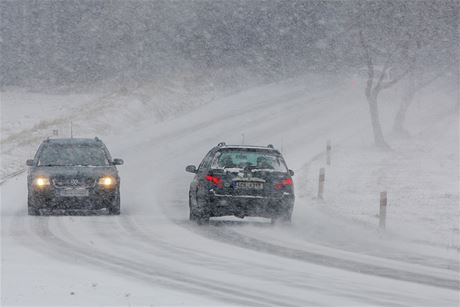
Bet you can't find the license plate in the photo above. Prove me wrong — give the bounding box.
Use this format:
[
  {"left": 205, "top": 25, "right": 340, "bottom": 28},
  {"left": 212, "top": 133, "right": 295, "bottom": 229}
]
[
  {"left": 236, "top": 181, "right": 264, "bottom": 190},
  {"left": 60, "top": 189, "right": 89, "bottom": 197}
]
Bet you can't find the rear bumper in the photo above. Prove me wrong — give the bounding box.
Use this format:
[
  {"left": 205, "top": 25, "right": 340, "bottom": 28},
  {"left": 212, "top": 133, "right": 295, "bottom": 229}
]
[{"left": 207, "top": 190, "right": 294, "bottom": 218}]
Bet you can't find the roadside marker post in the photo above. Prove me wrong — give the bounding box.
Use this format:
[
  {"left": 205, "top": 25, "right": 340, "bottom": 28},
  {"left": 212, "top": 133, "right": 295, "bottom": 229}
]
[
  {"left": 318, "top": 168, "right": 325, "bottom": 200},
  {"left": 379, "top": 191, "right": 387, "bottom": 229}
]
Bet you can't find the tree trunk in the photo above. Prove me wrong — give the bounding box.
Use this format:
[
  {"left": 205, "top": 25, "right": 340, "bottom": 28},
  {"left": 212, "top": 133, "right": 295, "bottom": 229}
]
[
  {"left": 367, "top": 96, "right": 390, "bottom": 149},
  {"left": 393, "top": 90, "right": 414, "bottom": 136}
]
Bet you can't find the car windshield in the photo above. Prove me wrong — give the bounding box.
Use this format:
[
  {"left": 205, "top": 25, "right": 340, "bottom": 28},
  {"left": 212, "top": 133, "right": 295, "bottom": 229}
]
[
  {"left": 38, "top": 144, "right": 109, "bottom": 166},
  {"left": 211, "top": 149, "right": 288, "bottom": 172}
]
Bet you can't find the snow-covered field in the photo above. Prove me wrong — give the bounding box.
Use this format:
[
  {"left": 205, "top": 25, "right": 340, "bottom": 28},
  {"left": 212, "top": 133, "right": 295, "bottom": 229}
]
[{"left": 1, "top": 76, "right": 459, "bottom": 306}]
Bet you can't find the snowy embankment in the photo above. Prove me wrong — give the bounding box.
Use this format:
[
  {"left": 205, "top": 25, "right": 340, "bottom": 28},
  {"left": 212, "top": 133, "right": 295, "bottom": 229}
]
[
  {"left": 299, "top": 83, "right": 459, "bottom": 250},
  {"left": 1, "top": 75, "right": 458, "bottom": 306},
  {"left": 304, "top": 121, "right": 459, "bottom": 250},
  {"left": 0, "top": 76, "right": 221, "bottom": 178}
]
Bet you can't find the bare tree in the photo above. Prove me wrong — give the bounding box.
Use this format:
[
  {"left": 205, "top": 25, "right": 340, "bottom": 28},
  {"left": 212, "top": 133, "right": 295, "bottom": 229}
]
[
  {"left": 359, "top": 31, "right": 414, "bottom": 148},
  {"left": 392, "top": 0, "right": 459, "bottom": 135},
  {"left": 355, "top": 1, "right": 418, "bottom": 149}
]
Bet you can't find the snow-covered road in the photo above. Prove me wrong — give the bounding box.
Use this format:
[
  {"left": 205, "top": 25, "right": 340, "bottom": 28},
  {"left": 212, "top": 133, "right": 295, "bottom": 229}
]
[{"left": 2, "top": 80, "right": 458, "bottom": 306}]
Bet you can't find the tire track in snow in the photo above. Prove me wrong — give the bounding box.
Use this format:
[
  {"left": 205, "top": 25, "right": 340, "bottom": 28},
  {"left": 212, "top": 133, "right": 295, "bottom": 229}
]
[
  {"left": 29, "top": 214, "right": 312, "bottom": 307},
  {"left": 117, "top": 214, "right": 419, "bottom": 307},
  {"left": 85, "top": 215, "right": 325, "bottom": 306},
  {"left": 187, "top": 222, "right": 459, "bottom": 291}
]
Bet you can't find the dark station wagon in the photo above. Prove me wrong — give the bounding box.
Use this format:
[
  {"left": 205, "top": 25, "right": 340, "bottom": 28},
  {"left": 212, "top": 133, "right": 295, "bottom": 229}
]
[{"left": 186, "top": 142, "right": 295, "bottom": 224}]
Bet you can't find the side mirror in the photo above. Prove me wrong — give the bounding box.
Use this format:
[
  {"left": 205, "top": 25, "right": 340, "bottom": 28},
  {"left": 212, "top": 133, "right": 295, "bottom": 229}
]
[
  {"left": 113, "top": 158, "right": 124, "bottom": 165},
  {"left": 289, "top": 169, "right": 295, "bottom": 176},
  {"left": 186, "top": 165, "right": 197, "bottom": 173},
  {"left": 26, "top": 159, "right": 34, "bottom": 166}
]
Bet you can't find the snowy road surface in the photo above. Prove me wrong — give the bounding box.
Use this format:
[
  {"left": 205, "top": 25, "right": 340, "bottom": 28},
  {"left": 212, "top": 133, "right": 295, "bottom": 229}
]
[{"left": 2, "top": 81, "right": 459, "bottom": 306}]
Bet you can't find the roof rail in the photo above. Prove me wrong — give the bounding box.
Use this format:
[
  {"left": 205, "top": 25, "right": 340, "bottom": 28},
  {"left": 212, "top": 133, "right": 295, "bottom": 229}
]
[
  {"left": 217, "top": 142, "right": 226, "bottom": 147},
  {"left": 267, "top": 144, "right": 274, "bottom": 149}
]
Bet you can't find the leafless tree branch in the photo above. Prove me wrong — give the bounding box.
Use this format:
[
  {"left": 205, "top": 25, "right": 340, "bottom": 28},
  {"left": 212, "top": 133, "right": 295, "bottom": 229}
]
[{"left": 359, "top": 29, "right": 374, "bottom": 100}]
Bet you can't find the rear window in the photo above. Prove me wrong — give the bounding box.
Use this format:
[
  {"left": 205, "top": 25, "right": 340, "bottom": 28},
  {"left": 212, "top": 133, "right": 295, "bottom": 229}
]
[
  {"left": 211, "top": 149, "right": 288, "bottom": 172},
  {"left": 38, "top": 144, "right": 109, "bottom": 166}
]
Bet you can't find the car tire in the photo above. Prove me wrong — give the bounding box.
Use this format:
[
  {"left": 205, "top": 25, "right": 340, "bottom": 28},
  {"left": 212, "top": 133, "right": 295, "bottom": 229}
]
[
  {"left": 28, "top": 206, "right": 40, "bottom": 216},
  {"left": 189, "top": 195, "right": 209, "bottom": 225},
  {"left": 28, "top": 195, "right": 40, "bottom": 216},
  {"left": 196, "top": 214, "right": 210, "bottom": 225},
  {"left": 189, "top": 202, "right": 200, "bottom": 221},
  {"left": 189, "top": 210, "right": 209, "bottom": 224},
  {"left": 188, "top": 195, "right": 197, "bottom": 221},
  {"left": 109, "top": 190, "right": 121, "bottom": 215}
]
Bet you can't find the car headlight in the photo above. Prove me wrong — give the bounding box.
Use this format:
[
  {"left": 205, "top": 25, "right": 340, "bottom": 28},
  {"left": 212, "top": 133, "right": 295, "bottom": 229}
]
[
  {"left": 98, "top": 176, "right": 116, "bottom": 187},
  {"left": 34, "top": 176, "right": 50, "bottom": 188}
]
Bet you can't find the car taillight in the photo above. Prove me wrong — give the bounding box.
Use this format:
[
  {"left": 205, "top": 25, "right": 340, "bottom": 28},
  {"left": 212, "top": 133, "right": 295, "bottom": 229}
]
[
  {"left": 274, "top": 178, "right": 293, "bottom": 190},
  {"left": 205, "top": 175, "right": 223, "bottom": 187}
]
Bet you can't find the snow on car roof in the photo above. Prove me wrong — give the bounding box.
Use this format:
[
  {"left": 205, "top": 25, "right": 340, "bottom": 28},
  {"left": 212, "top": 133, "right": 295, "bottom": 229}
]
[
  {"left": 219, "top": 144, "right": 280, "bottom": 152},
  {"left": 45, "top": 138, "right": 102, "bottom": 145}
]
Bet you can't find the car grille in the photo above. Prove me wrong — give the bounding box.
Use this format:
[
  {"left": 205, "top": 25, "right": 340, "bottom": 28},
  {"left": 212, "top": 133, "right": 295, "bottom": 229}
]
[{"left": 52, "top": 177, "right": 96, "bottom": 188}]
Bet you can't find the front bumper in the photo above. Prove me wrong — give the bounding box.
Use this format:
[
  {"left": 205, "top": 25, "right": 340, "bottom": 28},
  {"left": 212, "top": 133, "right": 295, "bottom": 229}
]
[
  {"left": 29, "top": 186, "right": 118, "bottom": 211},
  {"left": 207, "top": 190, "right": 294, "bottom": 218}
]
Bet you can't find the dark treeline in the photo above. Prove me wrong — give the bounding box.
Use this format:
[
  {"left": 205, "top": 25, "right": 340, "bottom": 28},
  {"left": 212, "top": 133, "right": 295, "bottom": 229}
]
[{"left": 0, "top": 0, "right": 458, "bottom": 88}]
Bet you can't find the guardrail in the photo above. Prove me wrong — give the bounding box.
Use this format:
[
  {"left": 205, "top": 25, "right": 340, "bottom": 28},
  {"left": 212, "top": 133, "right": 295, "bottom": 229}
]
[{"left": 0, "top": 168, "right": 26, "bottom": 185}]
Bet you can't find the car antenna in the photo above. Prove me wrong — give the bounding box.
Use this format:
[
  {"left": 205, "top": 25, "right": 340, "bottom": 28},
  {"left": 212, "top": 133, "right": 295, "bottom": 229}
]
[
  {"left": 241, "top": 133, "right": 245, "bottom": 145},
  {"left": 70, "top": 121, "right": 73, "bottom": 138}
]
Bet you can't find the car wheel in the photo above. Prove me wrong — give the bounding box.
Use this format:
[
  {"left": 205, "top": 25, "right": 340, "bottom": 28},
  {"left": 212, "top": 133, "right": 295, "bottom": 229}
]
[
  {"left": 196, "top": 214, "right": 210, "bottom": 225},
  {"left": 189, "top": 195, "right": 197, "bottom": 221},
  {"left": 28, "top": 195, "right": 40, "bottom": 216},
  {"left": 28, "top": 206, "right": 40, "bottom": 216},
  {"left": 189, "top": 202, "right": 200, "bottom": 221},
  {"left": 190, "top": 210, "right": 209, "bottom": 224},
  {"left": 190, "top": 195, "right": 209, "bottom": 225},
  {"left": 109, "top": 190, "right": 121, "bottom": 215}
]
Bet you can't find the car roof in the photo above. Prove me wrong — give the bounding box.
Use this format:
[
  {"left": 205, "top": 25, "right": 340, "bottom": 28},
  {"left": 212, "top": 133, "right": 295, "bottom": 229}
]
[
  {"left": 217, "top": 144, "right": 281, "bottom": 154},
  {"left": 43, "top": 138, "right": 103, "bottom": 145}
]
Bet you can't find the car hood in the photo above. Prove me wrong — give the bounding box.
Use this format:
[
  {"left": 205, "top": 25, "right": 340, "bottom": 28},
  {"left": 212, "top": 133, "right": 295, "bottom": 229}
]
[{"left": 30, "top": 166, "right": 118, "bottom": 179}]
